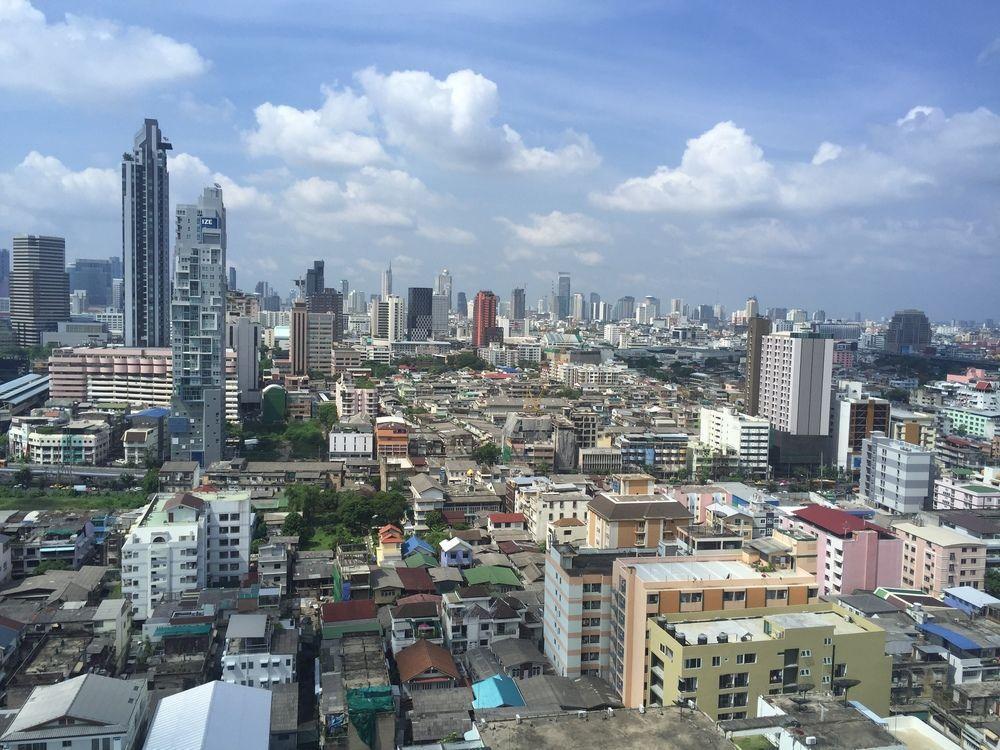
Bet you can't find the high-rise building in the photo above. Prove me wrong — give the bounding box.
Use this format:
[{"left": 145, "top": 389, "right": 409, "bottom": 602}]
[
  {"left": 757, "top": 331, "right": 833, "bottom": 436},
  {"left": 370, "top": 294, "right": 405, "bottom": 341},
  {"left": 641, "top": 296, "right": 661, "bottom": 317},
  {"left": 347, "top": 288, "right": 367, "bottom": 314},
  {"left": 744, "top": 316, "right": 771, "bottom": 416},
  {"left": 431, "top": 293, "right": 449, "bottom": 338},
  {"left": 228, "top": 266, "right": 237, "bottom": 291},
  {"left": 226, "top": 316, "right": 261, "bottom": 406},
  {"left": 745, "top": 296, "right": 759, "bottom": 319},
  {"left": 67, "top": 258, "right": 118, "bottom": 308},
  {"left": 570, "top": 292, "right": 587, "bottom": 321},
  {"left": 407, "top": 287, "right": 433, "bottom": 341},
  {"left": 884, "top": 309, "right": 931, "bottom": 354},
  {"left": 455, "top": 291, "right": 467, "bottom": 318},
  {"left": 510, "top": 287, "right": 526, "bottom": 320},
  {"left": 170, "top": 186, "right": 227, "bottom": 466},
  {"left": 303, "top": 260, "right": 324, "bottom": 297},
  {"left": 10, "top": 235, "right": 69, "bottom": 346},
  {"left": 435, "top": 268, "right": 453, "bottom": 311},
  {"left": 472, "top": 291, "right": 501, "bottom": 348},
  {"left": 123, "top": 118, "right": 172, "bottom": 348},
  {"left": 858, "top": 433, "right": 933, "bottom": 514},
  {"left": 669, "top": 298, "right": 683, "bottom": 314},
  {"left": 0, "top": 247, "right": 9, "bottom": 298},
  {"left": 831, "top": 393, "right": 891, "bottom": 470},
  {"left": 290, "top": 300, "right": 308, "bottom": 375},
  {"left": 340, "top": 278, "right": 349, "bottom": 297},
  {"left": 380, "top": 263, "right": 393, "bottom": 300},
  {"left": 556, "top": 271, "right": 571, "bottom": 319},
  {"left": 612, "top": 296, "right": 635, "bottom": 322},
  {"left": 111, "top": 278, "right": 125, "bottom": 311}
]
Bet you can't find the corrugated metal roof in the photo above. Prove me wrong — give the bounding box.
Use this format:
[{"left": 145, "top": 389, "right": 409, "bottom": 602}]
[{"left": 144, "top": 681, "right": 271, "bottom": 750}]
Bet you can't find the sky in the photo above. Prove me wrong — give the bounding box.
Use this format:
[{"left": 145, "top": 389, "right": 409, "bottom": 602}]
[{"left": 0, "top": 1, "right": 998, "bottom": 321}]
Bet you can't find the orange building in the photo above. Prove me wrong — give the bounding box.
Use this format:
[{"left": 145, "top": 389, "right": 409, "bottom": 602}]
[{"left": 375, "top": 416, "right": 409, "bottom": 459}]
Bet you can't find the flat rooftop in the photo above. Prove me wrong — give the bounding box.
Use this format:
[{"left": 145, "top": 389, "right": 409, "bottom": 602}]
[
  {"left": 669, "top": 610, "right": 866, "bottom": 644},
  {"left": 477, "top": 705, "right": 732, "bottom": 750},
  {"left": 627, "top": 558, "right": 807, "bottom": 583}
]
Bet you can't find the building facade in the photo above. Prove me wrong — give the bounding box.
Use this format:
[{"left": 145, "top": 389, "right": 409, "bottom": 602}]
[
  {"left": 757, "top": 332, "right": 833, "bottom": 436},
  {"left": 858, "top": 433, "right": 934, "bottom": 513},
  {"left": 9, "top": 235, "right": 69, "bottom": 346}
]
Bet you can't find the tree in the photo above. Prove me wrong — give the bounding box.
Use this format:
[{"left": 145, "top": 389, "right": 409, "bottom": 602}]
[
  {"left": 281, "top": 512, "right": 306, "bottom": 538},
  {"left": 472, "top": 443, "right": 502, "bottom": 466},
  {"left": 31, "top": 560, "right": 69, "bottom": 576},
  {"left": 15, "top": 466, "right": 32, "bottom": 487},
  {"left": 446, "top": 351, "right": 488, "bottom": 371},
  {"left": 141, "top": 468, "right": 160, "bottom": 495},
  {"left": 987, "top": 570, "right": 1000, "bottom": 598},
  {"left": 118, "top": 472, "right": 135, "bottom": 490},
  {"left": 284, "top": 421, "right": 325, "bottom": 458},
  {"left": 425, "top": 510, "right": 447, "bottom": 531},
  {"left": 317, "top": 402, "right": 339, "bottom": 430}
]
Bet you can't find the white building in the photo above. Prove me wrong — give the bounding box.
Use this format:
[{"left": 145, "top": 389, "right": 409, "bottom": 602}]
[
  {"left": 121, "top": 491, "right": 252, "bottom": 620},
  {"left": 858, "top": 433, "right": 934, "bottom": 514},
  {"left": 757, "top": 331, "right": 833, "bottom": 435},
  {"left": 328, "top": 428, "right": 374, "bottom": 459},
  {"left": 698, "top": 406, "right": 770, "bottom": 477},
  {"left": 370, "top": 294, "right": 405, "bottom": 342},
  {"left": 513, "top": 477, "right": 591, "bottom": 545},
  {"left": 8, "top": 412, "right": 112, "bottom": 466},
  {"left": 335, "top": 380, "right": 378, "bottom": 421},
  {"left": 220, "top": 613, "right": 297, "bottom": 690},
  {"left": 227, "top": 316, "right": 261, "bottom": 405},
  {"left": 0, "top": 674, "right": 148, "bottom": 750}
]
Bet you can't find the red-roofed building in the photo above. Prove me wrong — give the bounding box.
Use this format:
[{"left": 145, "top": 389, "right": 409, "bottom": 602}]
[
  {"left": 320, "top": 599, "right": 379, "bottom": 639},
  {"left": 488, "top": 513, "right": 527, "bottom": 533},
  {"left": 781, "top": 505, "right": 902, "bottom": 596},
  {"left": 396, "top": 566, "right": 436, "bottom": 596}
]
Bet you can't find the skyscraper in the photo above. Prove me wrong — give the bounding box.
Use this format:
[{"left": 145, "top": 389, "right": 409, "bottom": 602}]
[
  {"left": 341, "top": 279, "right": 349, "bottom": 297},
  {"left": 68, "top": 257, "right": 118, "bottom": 308},
  {"left": 170, "top": 186, "right": 227, "bottom": 466},
  {"left": 290, "top": 300, "right": 308, "bottom": 375},
  {"left": 123, "top": 118, "right": 172, "bottom": 347},
  {"left": 435, "top": 268, "right": 453, "bottom": 311},
  {"left": 884, "top": 309, "right": 931, "bottom": 354},
  {"left": 111, "top": 278, "right": 125, "bottom": 311},
  {"left": 371, "top": 295, "right": 405, "bottom": 341},
  {"left": 380, "top": 263, "right": 393, "bottom": 299},
  {"left": 0, "top": 247, "right": 8, "bottom": 298},
  {"left": 670, "top": 298, "right": 683, "bottom": 315},
  {"left": 472, "top": 291, "right": 501, "bottom": 348},
  {"left": 557, "top": 271, "right": 571, "bottom": 319},
  {"left": 757, "top": 331, "right": 833, "bottom": 436},
  {"left": 745, "top": 296, "right": 759, "bottom": 319},
  {"left": 431, "top": 293, "right": 449, "bottom": 338},
  {"left": 744, "top": 316, "right": 771, "bottom": 417},
  {"left": 510, "top": 287, "right": 526, "bottom": 320},
  {"left": 407, "top": 287, "right": 433, "bottom": 341},
  {"left": 642, "top": 296, "right": 661, "bottom": 317},
  {"left": 571, "top": 292, "right": 587, "bottom": 321},
  {"left": 228, "top": 266, "right": 237, "bottom": 291},
  {"left": 10, "top": 235, "right": 69, "bottom": 346},
  {"left": 612, "top": 296, "right": 635, "bottom": 322},
  {"left": 456, "top": 292, "right": 467, "bottom": 318},
  {"left": 304, "top": 260, "right": 324, "bottom": 297}
]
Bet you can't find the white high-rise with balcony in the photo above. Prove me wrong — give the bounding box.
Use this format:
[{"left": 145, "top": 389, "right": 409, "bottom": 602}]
[{"left": 757, "top": 332, "right": 833, "bottom": 435}]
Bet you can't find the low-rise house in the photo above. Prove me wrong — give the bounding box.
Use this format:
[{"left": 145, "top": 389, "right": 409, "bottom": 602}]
[
  {"left": 439, "top": 537, "right": 473, "bottom": 568},
  {"left": 389, "top": 599, "right": 443, "bottom": 653},
  {"left": 320, "top": 599, "right": 379, "bottom": 640},
  {"left": 293, "top": 550, "right": 336, "bottom": 598},
  {"left": 441, "top": 585, "right": 522, "bottom": 654},
  {"left": 396, "top": 639, "right": 460, "bottom": 694},
  {"left": 258, "top": 542, "right": 290, "bottom": 596},
  {"left": 203, "top": 458, "right": 345, "bottom": 497},
  {"left": 488, "top": 637, "right": 549, "bottom": 680},
  {"left": 144, "top": 680, "right": 272, "bottom": 750},
  {"left": 0, "top": 674, "right": 148, "bottom": 750},
  {"left": 462, "top": 565, "right": 522, "bottom": 593},
  {"left": 220, "top": 613, "right": 298, "bottom": 690},
  {"left": 376, "top": 524, "right": 404, "bottom": 566},
  {"left": 488, "top": 513, "right": 527, "bottom": 533}
]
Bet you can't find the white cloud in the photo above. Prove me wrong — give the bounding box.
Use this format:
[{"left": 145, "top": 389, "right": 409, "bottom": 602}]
[
  {"left": 244, "top": 86, "right": 387, "bottom": 168},
  {"left": 0, "top": 151, "right": 117, "bottom": 227},
  {"left": 415, "top": 224, "right": 476, "bottom": 244},
  {"left": 0, "top": 0, "right": 207, "bottom": 99},
  {"left": 499, "top": 210, "right": 609, "bottom": 246},
  {"left": 356, "top": 67, "right": 600, "bottom": 172},
  {"left": 811, "top": 142, "right": 842, "bottom": 165},
  {"left": 977, "top": 36, "right": 1000, "bottom": 65},
  {"left": 574, "top": 250, "right": 604, "bottom": 266},
  {"left": 169, "top": 153, "right": 272, "bottom": 211}
]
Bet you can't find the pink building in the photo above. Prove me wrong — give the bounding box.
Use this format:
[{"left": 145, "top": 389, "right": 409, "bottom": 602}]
[
  {"left": 780, "top": 505, "right": 902, "bottom": 597},
  {"left": 667, "top": 485, "right": 728, "bottom": 524},
  {"left": 892, "top": 521, "right": 986, "bottom": 597}
]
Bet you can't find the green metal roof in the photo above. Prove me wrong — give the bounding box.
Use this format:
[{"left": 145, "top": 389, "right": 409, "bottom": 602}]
[
  {"left": 154, "top": 623, "right": 212, "bottom": 638},
  {"left": 462, "top": 565, "right": 521, "bottom": 588}
]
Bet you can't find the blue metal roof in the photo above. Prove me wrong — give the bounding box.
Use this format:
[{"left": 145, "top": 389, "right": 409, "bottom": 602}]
[
  {"left": 0, "top": 373, "right": 50, "bottom": 406},
  {"left": 132, "top": 406, "right": 170, "bottom": 418},
  {"left": 918, "top": 622, "right": 982, "bottom": 652},
  {"left": 472, "top": 674, "right": 524, "bottom": 709}
]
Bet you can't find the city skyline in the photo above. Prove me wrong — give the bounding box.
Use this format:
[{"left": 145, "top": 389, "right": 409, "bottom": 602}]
[{"left": 0, "top": 2, "right": 998, "bottom": 318}]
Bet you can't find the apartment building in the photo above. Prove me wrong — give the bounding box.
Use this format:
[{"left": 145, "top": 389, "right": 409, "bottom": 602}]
[
  {"left": 780, "top": 505, "right": 902, "bottom": 597},
  {"left": 543, "top": 543, "right": 656, "bottom": 679},
  {"left": 331, "top": 345, "right": 365, "bottom": 375},
  {"left": 8, "top": 411, "right": 111, "bottom": 466},
  {"left": 335, "top": 379, "right": 378, "bottom": 421},
  {"left": 587, "top": 474, "right": 692, "bottom": 549},
  {"left": 892, "top": 521, "right": 986, "bottom": 596},
  {"left": 858, "top": 433, "right": 934, "bottom": 514},
  {"left": 890, "top": 408, "right": 937, "bottom": 452},
  {"left": 615, "top": 432, "right": 689, "bottom": 477},
  {"left": 258, "top": 542, "right": 290, "bottom": 596},
  {"left": 646, "top": 605, "right": 891, "bottom": 719},
  {"left": 832, "top": 395, "right": 891, "bottom": 470},
  {"left": 221, "top": 613, "right": 298, "bottom": 690},
  {"left": 375, "top": 416, "right": 409, "bottom": 459},
  {"left": 120, "top": 491, "right": 252, "bottom": 619},
  {"left": 329, "top": 424, "right": 374, "bottom": 459},
  {"left": 934, "top": 471, "right": 1000, "bottom": 511},
  {"left": 698, "top": 407, "right": 771, "bottom": 477},
  {"left": 757, "top": 332, "right": 833, "bottom": 436},
  {"left": 514, "top": 478, "right": 590, "bottom": 545},
  {"left": 609, "top": 556, "right": 818, "bottom": 707},
  {"left": 48, "top": 346, "right": 239, "bottom": 422}
]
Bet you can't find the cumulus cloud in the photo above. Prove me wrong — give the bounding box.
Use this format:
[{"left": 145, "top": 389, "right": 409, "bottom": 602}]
[
  {"left": 244, "top": 87, "right": 387, "bottom": 167},
  {"left": 574, "top": 250, "right": 604, "bottom": 266},
  {"left": 499, "top": 210, "right": 609, "bottom": 246},
  {"left": 415, "top": 224, "right": 476, "bottom": 244},
  {"left": 592, "top": 114, "right": 945, "bottom": 214},
  {"left": 245, "top": 67, "right": 599, "bottom": 173},
  {"left": 0, "top": 152, "right": 117, "bottom": 228},
  {"left": 0, "top": 0, "right": 207, "bottom": 99},
  {"left": 169, "top": 153, "right": 272, "bottom": 211}
]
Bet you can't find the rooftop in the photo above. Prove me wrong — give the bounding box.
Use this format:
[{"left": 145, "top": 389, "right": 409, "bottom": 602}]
[
  {"left": 624, "top": 557, "right": 807, "bottom": 583},
  {"left": 665, "top": 609, "right": 867, "bottom": 644},
  {"left": 892, "top": 522, "right": 982, "bottom": 547}
]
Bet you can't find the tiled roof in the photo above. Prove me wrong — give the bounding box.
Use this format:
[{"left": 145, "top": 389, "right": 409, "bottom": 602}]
[
  {"left": 396, "top": 639, "right": 459, "bottom": 683},
  {"left": 792, "top": 505, "right": 869, "bottom": 537},
  {"left": 321, "top": 599, "right": 377, "bottom": 624}
]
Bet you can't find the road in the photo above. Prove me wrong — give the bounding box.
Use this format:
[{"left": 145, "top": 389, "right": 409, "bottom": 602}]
[{"left": 0, "top": 464, "right": 132, "bottom": 479}]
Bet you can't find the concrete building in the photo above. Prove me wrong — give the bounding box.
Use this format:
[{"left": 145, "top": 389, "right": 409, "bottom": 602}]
[
  {"left": 290, "top": 300, "right": 307, "bottom": 375},
  {"left": 221, "top": 613, "right": 298, "bottom": 690},
  {"left": 0, "top": 674, "right": 149, "bottom": 750},
  {"left": 587, "top": 478, "right": 693, "bottom": 549},
  {"left": 120, "top": 490, "right": 252, "bottom": 620},
  {"left": 375, "top": 416, "right": 409, "bottom": 459},
  {"left": 335, "top": 379, "right": 377, "bottom": 421},
  {"left": 616, "top": 432, "right": 689, "bottom": 477},
  {"left": 144, "top": 681, "right": 272, "bottom": 750},
  {"left": 858, "top": 433, "right": 934, "bottom": 513},
  {"left": 8, "top": 411, "right": 112, "bottom": 466},
  {"left": 431, "top": 292, "right": 449, "bottom": 338},
  {"left": 171, "top": 186, "right": 227, "bottom": 466},
  {"left": 780, "top": 505, "right": 902, "bottom": 597},
  {"left": 407, "top": 287, "right": 433, "bottom": 341},
  {"left": 744, "top": 316, "right": 771, "bottom": 417},
  {"left": 832, "top": 395, "right": 891, "bottom": 471},
  {"left": 645, "top": 605, "right": 891, "bottom": 719},
  {"left": 514, "top": 479, "right": 590, "bottom": 545},
  {"left": 472, "top": 290, "right": 502, "bottom": 348},
  {"left": 698, "top": 407, "right": 771, "bottom": 478},
  {"left": 371, "top": 294, "right": 405, "bottom": 342},
  {"left": 893, "top": 521, "right": 986, "bottom": 597},
  {"left": 934, "top": 472, "right": 1000, "bottom": 511},
  {"left": 757, "top": 331, "right": 833, "bottom": 436},
  {"left": 123, "top": 118, "right": 172, "bottom": 348},
  {"left": 9, "top": 234, "right": 69, "bottom": 346},
  {"left": 328, "top": 424, "right": 374, "bottom": 459},
  {"left": 48, "top": 346, "right": 239, "bottom": 423},
  {"left": 226, "top": 316, "right": 261, "bottom": 406},
  {"left": 885, "top": 309, "right": 931, "bottom": 354},
  {"left": 609, "top": 557, "right": 818, "bottom": 707}
]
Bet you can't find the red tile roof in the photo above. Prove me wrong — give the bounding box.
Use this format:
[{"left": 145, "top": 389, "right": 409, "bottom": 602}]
[
  {"left": 321, "top": 599, "right": 377, "bottom": 624},
  {"left": 396, "top": 566, "right": 435, "bottom": 593},
  {"left": 397, "top": 593, "right": 442, "bottom": 606},
  {"left": 489, "top": 513, "right": 525, "bottom": 525},
  {"left": 395, "top": 639, "right": 459, "bottom": 683},
  {"left": 792, "top": 505, "right": 886, "bottom": 538}
]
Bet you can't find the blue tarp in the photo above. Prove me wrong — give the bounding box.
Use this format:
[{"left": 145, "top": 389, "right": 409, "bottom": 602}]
[
  {"left": 402, "top": 536, "right": 435, "bottom": 556},
  {"left": 472, "top": 674, "right": 524, "bottom": 709},
  {"left": 918, "top": 622, "right": 982, "bottom": 652}
]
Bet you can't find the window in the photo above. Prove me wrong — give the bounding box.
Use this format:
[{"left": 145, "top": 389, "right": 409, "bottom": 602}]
[
  {"left": 823, "top": 637, "right": 832, "bottom": 645},
  {"left": 683, "top": 657, "right": 702, "bottom": 670},
  {"left": 801, "top": 649, "right": 811, "bottom": 657},
  {"left": 822, "top": 657, "right": 832, "bottom": 665},
  {"left": 737, "top": 653, "right": 756, "bottom": 664},
  {"left": 800, "top": 668, "right": 811, "bottom": 677},
  {"left": 647, "top": 593, "right": 660, "bottom": 605},
  {"left": 765, "top": 589, "right": 787, "bottom": 601},
  {"left": 659, "top": 643, "right": 673, "bottom": 658},
  {"left": 711, "top": 656, "right": 722, "bottom": 667},
  {"left": 583, "top": 583, "right": 602, "bottom": 593},
  {"left": 680, "top": 592, "right": 703, "bottom": 604},
  {"left": 722, "top": 591, "right": 746, "bottom": 602}
]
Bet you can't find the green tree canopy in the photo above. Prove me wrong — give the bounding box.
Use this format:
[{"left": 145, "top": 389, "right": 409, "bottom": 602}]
[{"left": 472, "top": 443, "right": 503, "bottom": 466}]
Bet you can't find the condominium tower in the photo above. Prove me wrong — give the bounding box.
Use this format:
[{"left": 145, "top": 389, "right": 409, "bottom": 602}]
[{"left": 10, "top": 235, "right": 69, "bottom": 346}]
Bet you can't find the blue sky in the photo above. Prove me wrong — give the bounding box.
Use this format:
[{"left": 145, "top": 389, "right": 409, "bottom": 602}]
[{"left": 1, "top": 1, "right": 998, "bottom": 320}]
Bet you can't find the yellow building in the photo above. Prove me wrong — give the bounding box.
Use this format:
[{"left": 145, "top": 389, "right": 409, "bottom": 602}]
[{"left": 645, "top": 604, "right": 891, "bottom": 721}]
